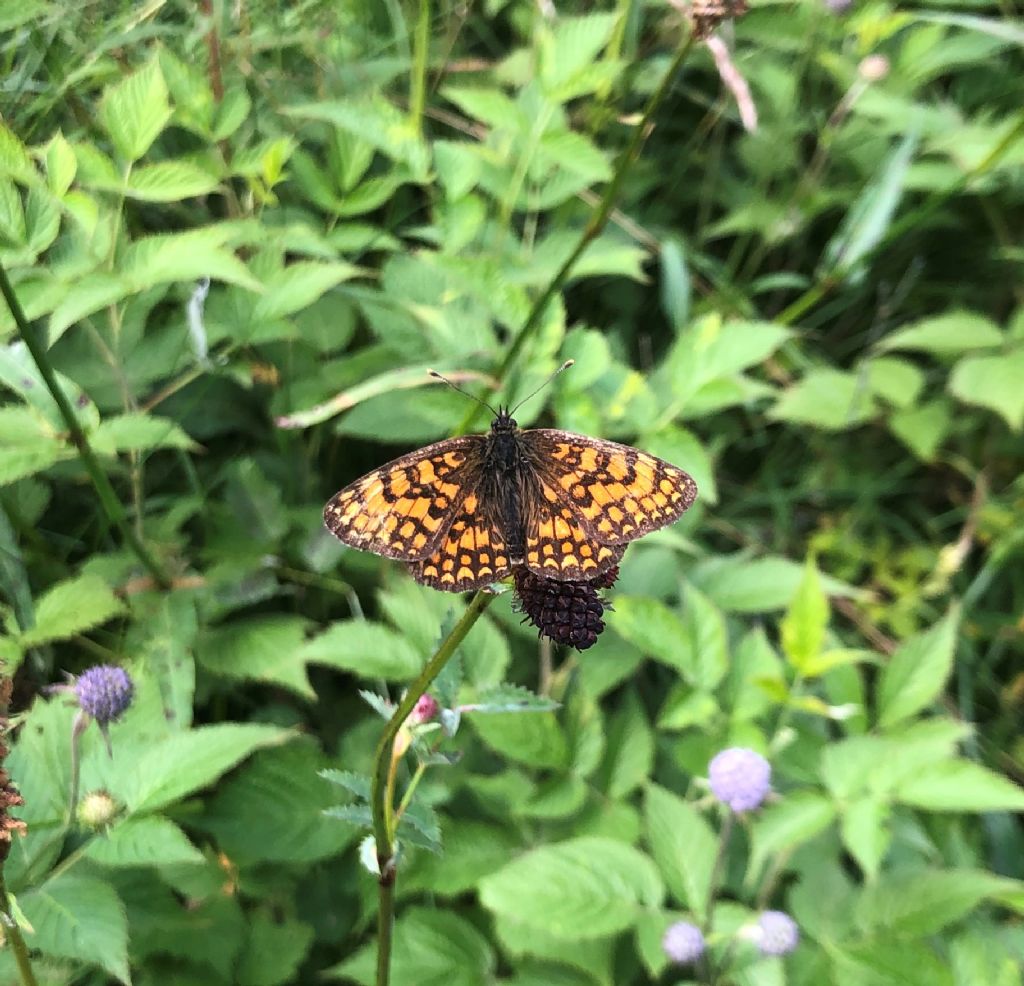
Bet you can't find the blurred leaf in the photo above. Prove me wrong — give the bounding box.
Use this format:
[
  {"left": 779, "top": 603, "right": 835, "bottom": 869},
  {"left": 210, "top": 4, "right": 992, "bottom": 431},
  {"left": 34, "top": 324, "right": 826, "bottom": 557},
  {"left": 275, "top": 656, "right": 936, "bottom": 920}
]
[
  {"left": 890, "top": 399, "right": 952, "bottom": 460},
  {"left": 659, "top": 238, "right": 691, "bottom": 333},
  {"left": 330, "top": 907, "right": 495, "bottom": 986},
  {"left": 877, "top": 608, "right": 958, "bottom": 729},
  {"left": 124, "top": 161, "right": 220, "bottom": 201},
  {"left": 124, "top": 723, "right": 292, "bottom": 813},
  {"left": 895, "top": 759, "right": 1024, "bottom": 812},
  {"left": 468, "top": 683, "right": 559, "bottom": 714},
  {"left": 878, "top": 310, "right": 1003, "bottom": 354},
  {"left": 21, "top": 874, "right": 129, "bottom": 984},
  {"left": 253, "top": 261, "right": 361, "bottom": 321},
  {"left": 840, "top": 798, "right": 891, "bottom": 881},
  {"left": 949, "top": 346, "right": 1024, "bottom": 429},
  {"left": 857, "top": 869, "right": 1020, "bottom": 937},
  {"left": 769, "top": 368, "right": 876, "bottom": 430},
  {"left": 598, "top": 688, "right": 653, "bottom": 799},
  {"left": 865, "top": 357, "right": 925, "bottom": 408},
  {"left": 780, "top": 557, "right": 828, "bottom": 672},
  {"left": 197, "top": 616, "right": 314, "bottom": 698},
  {"left": 472, "top": 710, "right": 568, "bottom": 770},
  {"left": 479, "top": 837, "right": 663, "bottom": 941},
  {"left": 21, "top": 573, "right": 124, "bottom": 646},
  {"left": 296, "top": 620, "right": 422, "bottom": 681},
  {"left": 98, "top": 58, "right": 171, "bottom": 162},
  {"left": 822, "top": 132, "right": 917, "bottom": 278},
  {"left": 749, "top": 793, "right": 837, "bottom": 878},
  {"left": 85, "top": 816, "right": 204, "bottom": 867},
  {"left": 605, "top": 596, "right": 684, "bottom": 669},
  {"left": 92, "top": 413, "right": 197, "bottom": 454},
  {"left": 644, "top": 784, "right": 717, "bottom": 919},
  {"left": 236, "top": 913, "right": 314, "bottom": 986}
]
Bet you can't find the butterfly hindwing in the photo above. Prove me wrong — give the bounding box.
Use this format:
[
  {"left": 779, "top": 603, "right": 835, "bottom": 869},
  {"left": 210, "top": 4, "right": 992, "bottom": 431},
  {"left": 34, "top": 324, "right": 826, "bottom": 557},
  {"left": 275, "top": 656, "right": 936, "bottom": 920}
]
[
  {"left": 323, "top": 436, "right": 484, "bottom": 561},
  {"left": 406, "top": 491, "right": 513, "bottom": 591},
  {"left": 524, "top": 428, "right": 698, "bottom": 546}
]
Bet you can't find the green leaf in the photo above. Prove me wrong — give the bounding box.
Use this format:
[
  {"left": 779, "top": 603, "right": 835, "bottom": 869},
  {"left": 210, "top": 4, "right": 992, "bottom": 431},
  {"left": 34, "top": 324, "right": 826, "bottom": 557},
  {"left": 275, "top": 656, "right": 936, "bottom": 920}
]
[
  {"left": 605, "top": 596, "right": 684, "bottom": 668},
  {"left": 780, "top": 557, "right": 828, "bottom": 671},
  {"left": 121, "top": 227, "right": 262, "bottom": 293},
  {"left": 864, "top": 356, "right": 925, "bottom": 408},
  {"left": 21, "top": 874, "right": 129, "bottom": 984},
  {"left": 472, "top": 710, "right": 568, "bottom": 770},
  {"left": 822, "top": 132, "right": 917, "bottom": 278},
  {"left": 92, "top": 413, "right": 197, "bottom": 454},
  {"left": 644, "top": 784, "right": 717, "bottom": 919},
  {"left": 84, "top": 816, "right": 204, "bottom": 867},
  {"left": 659, "top": 238, "right": 691, "bottom": 332},
  {"left": 123, "top": 723, "right": 292, "bottom": 812},
  {"left": 599, "top": 689, "right": 653, "bottom": 799},
  {"left": 769, "top": 368, "right": 876, "bottom": 430},
  {"left": 877, "top": 608, "right": 958, "bottom": 728},
  {"left": 286, "top": 98, "right": 430, "bottom": 182},
  {"left": 201, "top": 743, "right": 356, "bottom": 864},
  {"left": 468, "top": 683, "right": 559, "bottom": 714},
  {"left": 749, "top": 793, "right": 836, "bottom": 877},
  {"left": 98, "top": 58, "right": 172, "bottom": 161},
  {"left": 296, "top": 619, "right": 422, "bottom": 681},
  {"left": 319, "top": 769, "right": 371, "bottom": 801},
  {"left": 479, "top": 837, "right": 663, "bottom": 941},
  {"left": 949, "top": 346, "right": 1024, "bottom": 429},
  {"left": 0, "top": 342, "right": 99, "bottom": 431},
  {"left": 47, "top": 272, "right": 133, "bottom": 343},
  {"left": 237, "top": 913, "right": 315, "bottom": 986},
  {"left": 540, "top": 14, "right": 619, "bottom": 94},
  {"left": 890, "top": 399, "right": 952, "bottom": 461},
  {"left": 0, "top": 121, "right": 34, "bottom": 183},
  {"left": 857, "top": 869, "right": 1019, "bottom": 937},
  {"left": 677, "top": 584, "right": 728, "bottom": 689},
  {"left": 329, "top": 907, "right": 495, "bottom": 986},
  {"left": 895, "top": 759, "right": 1024, "bottom": 812},
  {"left": 124, "top": 160, "right": 220, "bottom": 201},
  {"left": 840, "top": 798, "right": 891, "bottom": 881},
  {"left": 692, "top": 553, "right": 860, "bottom": 613},
  {"left": 0, "top": 443, "right": 66, "bottom": 486},
  {"left": 254, "top": 260, "right": 361, "bottom": 320},
  {"left": 878, "top": 310, "right": 1004, "bottom": 354},
  {"left": 197, "top": 615, "right": 315, "bottom": 698},
  {"left": 20, "top": 573, "right": 124, "bottom": 647}
]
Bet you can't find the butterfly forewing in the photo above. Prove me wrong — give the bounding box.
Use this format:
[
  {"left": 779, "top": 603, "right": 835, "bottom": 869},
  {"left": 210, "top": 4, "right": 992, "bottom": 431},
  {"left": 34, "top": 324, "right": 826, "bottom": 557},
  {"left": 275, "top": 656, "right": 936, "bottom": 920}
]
[
  {"left": 523, "top": 428, "right": 698, "bottom": 548},
  {"left": 323, "top": 436, "right": 485, "bottom": 561}
]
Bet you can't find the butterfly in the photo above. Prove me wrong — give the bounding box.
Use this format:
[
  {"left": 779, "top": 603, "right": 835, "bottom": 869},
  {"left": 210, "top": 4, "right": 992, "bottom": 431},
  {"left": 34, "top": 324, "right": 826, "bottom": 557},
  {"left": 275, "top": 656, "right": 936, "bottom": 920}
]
[{"left": 323, "top": 397, "right": 698, "bottom": 593}]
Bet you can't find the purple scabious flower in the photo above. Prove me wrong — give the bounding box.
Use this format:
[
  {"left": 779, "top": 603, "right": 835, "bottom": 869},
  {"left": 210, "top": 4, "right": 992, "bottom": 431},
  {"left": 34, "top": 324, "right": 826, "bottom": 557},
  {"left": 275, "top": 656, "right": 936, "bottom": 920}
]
[
  {"left": 662, "top": 921, "right": 705, "bottom": 964},
  {"left": 75, "top": 665, "right": 134, "bottom": 725},
  {"left": 756, "top": 911, "right": 799, "bottom": 956},
  {"left": 708, "top": 747, "right": 771, "bottom": 811}
]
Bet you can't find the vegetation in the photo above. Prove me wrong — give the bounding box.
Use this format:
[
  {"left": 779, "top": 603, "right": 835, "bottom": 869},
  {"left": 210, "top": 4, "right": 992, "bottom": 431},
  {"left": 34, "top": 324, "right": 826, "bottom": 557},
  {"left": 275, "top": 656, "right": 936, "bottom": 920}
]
[{"left": 1, "top": 1, "right": 1023, "bottom": 985}]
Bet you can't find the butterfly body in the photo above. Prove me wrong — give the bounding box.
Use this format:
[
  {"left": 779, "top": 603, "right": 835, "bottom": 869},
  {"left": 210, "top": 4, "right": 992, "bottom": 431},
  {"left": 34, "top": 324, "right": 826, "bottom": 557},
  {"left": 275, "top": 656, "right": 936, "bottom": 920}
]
[{"left": 324, "top": 411, "right": 697, "bottom": 592}]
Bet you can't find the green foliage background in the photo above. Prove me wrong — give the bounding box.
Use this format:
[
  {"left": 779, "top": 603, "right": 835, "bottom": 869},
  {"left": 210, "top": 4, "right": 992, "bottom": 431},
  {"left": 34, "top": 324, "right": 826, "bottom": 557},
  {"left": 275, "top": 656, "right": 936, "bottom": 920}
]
[{"left": 1, "top": 1, "right": 1024, "bottom": 984}]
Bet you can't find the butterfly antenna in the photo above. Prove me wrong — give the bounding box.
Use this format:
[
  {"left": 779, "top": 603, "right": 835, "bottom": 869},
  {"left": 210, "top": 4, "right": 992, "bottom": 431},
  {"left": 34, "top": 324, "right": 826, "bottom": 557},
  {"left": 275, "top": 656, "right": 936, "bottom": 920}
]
[
  {"left": 509, "top": 359, "right": 575, "bottom": 415},
  {"left": 428, "top": 370, "right": 500, "bottom": 417}
]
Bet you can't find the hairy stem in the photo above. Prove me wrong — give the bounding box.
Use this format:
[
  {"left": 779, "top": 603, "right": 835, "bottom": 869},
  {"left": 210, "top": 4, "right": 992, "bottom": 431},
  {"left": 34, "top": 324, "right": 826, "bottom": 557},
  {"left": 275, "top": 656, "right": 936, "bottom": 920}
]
[
  {"left": 0, "top": 263, "right": 171, "bottom": 589},
  {"left": 371, "top": 589, "right": 496, "bottom": 986}
]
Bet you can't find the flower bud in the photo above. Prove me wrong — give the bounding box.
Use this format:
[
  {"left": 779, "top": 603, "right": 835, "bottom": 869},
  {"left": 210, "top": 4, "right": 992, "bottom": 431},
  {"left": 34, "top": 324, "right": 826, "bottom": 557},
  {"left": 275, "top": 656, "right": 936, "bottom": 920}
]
[{"left": 77, "top": 789, "right": 119, "bottom": 829}]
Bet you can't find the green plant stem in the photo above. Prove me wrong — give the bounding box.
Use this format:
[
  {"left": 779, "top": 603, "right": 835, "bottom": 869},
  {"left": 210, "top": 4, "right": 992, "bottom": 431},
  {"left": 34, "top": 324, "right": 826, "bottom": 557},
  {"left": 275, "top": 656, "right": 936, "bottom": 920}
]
[
  {"left": 0, "top": 871, "right": 38, "bottom": 986},
  {"left": 455, "top": 36, "right": 695, "bottom": 436},
  {"left": 702, "top": 812, "right": 733, "bottom": 986},
  {"left": 409, "top": 0, "right": 431, "bottom": 137},
  {"left": 0, "top": 263, "right": 172, "bottom": 590},
  {"left": 370, "top": 588, "right": 496, "bottom": 986}
]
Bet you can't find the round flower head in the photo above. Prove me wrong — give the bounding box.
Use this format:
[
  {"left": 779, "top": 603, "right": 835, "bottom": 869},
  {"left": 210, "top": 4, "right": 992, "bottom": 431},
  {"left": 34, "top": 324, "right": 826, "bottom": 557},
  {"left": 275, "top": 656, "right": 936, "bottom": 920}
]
[
  {"left": 75, "top": 665, "right": 134, "bottom": 725},
  {"left": 662, "top": 921, "right": 705, "bottom": 964},
  {"left": 708, "top": 747, "right": 771, "bottom": 811},
  {"left": 756, "top": 911, "right": 799, "bottom": 956}
]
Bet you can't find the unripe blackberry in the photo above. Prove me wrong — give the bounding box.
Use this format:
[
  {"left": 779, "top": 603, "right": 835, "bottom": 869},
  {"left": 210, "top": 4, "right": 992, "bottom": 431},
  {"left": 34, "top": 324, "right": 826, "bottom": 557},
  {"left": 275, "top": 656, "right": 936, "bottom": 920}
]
[
  {"left": 514, "top": 571, "right": 606, "bottom": 650},
  {"left": 589, "top": 565, "right": 620, "bottom": 590},
  {"left": 75, "top": 665, "right": 134, "bottom": 725}
]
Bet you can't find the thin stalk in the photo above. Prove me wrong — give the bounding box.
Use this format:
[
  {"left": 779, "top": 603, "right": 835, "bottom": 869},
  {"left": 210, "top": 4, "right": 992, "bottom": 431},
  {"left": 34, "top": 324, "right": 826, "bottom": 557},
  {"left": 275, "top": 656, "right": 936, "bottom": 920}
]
[
  {"left": 454, "top": 36, "right": 696, "bottom": 436},
  {"left": 371, "top": 589, "right": 496, "bottom": 986},
  {"left": 409, "top": 0, "right": 431, "bottom": 137},
  {"left": 702, "top": 812, "right": 734, "bottom": 986},
  {"left": 0, "top": 263, "right": 171, "bottom": 589},
  {"left": 0, "top": 871, "right": 38, "bottom": 986}
]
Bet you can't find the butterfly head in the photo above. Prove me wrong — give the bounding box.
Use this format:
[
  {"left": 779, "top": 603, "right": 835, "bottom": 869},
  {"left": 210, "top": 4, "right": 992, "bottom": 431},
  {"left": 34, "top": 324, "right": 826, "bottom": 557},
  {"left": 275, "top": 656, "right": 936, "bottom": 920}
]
[{"left": 490, "top": 408, "right": 518, "bottom": 434}]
